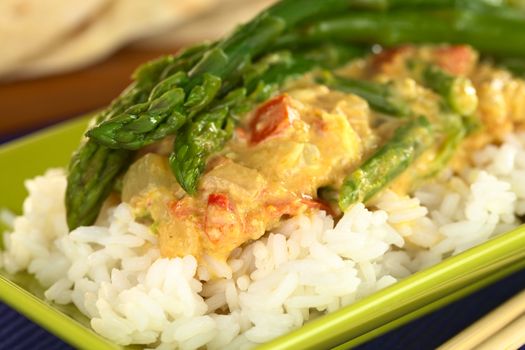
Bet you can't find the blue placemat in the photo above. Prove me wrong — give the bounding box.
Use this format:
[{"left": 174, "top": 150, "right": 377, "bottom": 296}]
[
  {"left": 356, "top": 268, "right": 525, "bottom": 350},
  {"left": 1, "top": 268, "right": 524, "bottom": 349}
]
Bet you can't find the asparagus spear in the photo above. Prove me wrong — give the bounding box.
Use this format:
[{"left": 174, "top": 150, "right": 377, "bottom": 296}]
[
  {"left": 497, "top": 57, "right": 525, "bottom": 77},
  {"left": 275, "top": 10, "right": 525, "bottom": 58},
  {"left": 318, "top": 71, "right": 411, "bottom": 116},
  {"left": 66, "top": 0, "right": 368, "bottom": 229},
  {"left": 68, "top": 0, "right": 372, "bottom": 227},
  {"left": 85, "top": 0, "right": 520, "bottom": 149},
  {"left": 87, "top": 72, "right": 221, "bottom": 149},
  {"left": 426, "top": 112, "right": 482, "bottom": 176},
  {"left": 406, "top": 61, "right": 478, "bottom": 116},
  {"left": 170, "top": 44, "right": 363, "bottom": 194},
  {"left": 86, "top": 0, "right": 372, "bottom": 150},
  {"left": 339, "top": 116, "right": 434, "bottom": 210},
  {"left": 169, "top": 100, "right": 236, "bottom": 195},
  {"left": 424, "top": 66, "right": 477, "bottom": 116},
  {"left": 86, "top": 1, "right": 525, "bottom": 150},
  {"left": 65, "top": 44, "right": 211, "bottom": 230},
  {"left": 420, "top": 114, "right": 465, "bottom": 181},
  {"left": 67, "top": 0, "right": 525, "bottom": 227},
  {"left": 90, "top": 0, "right": 474, "bottom": 150},
  {"left": 405, "top": 61, "right": 480, "bottom": 180}
]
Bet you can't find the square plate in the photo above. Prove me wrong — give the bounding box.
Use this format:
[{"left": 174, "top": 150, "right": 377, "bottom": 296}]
[{"left": 1, "top": 117, "right": 525, "bottom": 349}]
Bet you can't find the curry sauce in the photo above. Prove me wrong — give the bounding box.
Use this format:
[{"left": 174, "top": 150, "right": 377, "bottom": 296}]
[{"left": 120, "top": 44, "right": 525, "bottom": 265}]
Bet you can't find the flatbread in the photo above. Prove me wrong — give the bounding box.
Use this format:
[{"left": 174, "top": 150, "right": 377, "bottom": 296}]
[
  {"left": 138, "top": 0, "right": 277, "bottom": 47},
  {"left": 0, "top": 0, "right": 109, "bottom": 75},
  {"left": 6, "top": 0, "right": 218, "bottom": 79}
]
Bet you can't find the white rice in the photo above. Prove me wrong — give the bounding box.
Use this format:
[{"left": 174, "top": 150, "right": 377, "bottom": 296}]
[{"left": 2, "top": 132, "right": 525, "bottom": 349}]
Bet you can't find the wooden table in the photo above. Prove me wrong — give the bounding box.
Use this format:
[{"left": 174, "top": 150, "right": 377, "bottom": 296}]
[{"left": 0, "top": 46, "right": 179, "bottom": 138}]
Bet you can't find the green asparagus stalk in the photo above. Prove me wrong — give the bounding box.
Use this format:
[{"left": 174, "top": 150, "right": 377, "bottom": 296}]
[
  {"left": 339, "top": 116, "right": 434, "bottom": 210},
  {"left": 497, "top": 57, "right": 525, "bottom": 77},
  {"left": 169, "top": 98, "right": 237, "bottom": 195},
  {"left": 87, "top": 72, "right": 221, "bottom": 149},
  {"left": 275, "top": 10, "right": 525, "bottom": 58},
  {"left": 405, "top": 61, "right": 480, "bottom": 180},
  {"left": 66, "top": 0, "right": 372, "bottom": 229},
  {"left": 90, "top": 0, "right": 478, "bottom": 150},
  {"left": 86, "top": 2, "right": 525, "bottom": 150},
  {"left": 65, "top": 44, "right": 211, "bottom": 230},
  {"left": 86, "top": 0, "right": 374, "bottom": 150},
  {"left": 408, "top": 62, "right": 478, "bottom": 116},
  {"left": 420, "top": 115, "right": 465, "bottom": 180},
  {"left": 318, "top": 71, "right": 410, "bottom": 117},
  {"left": 81, "top": 0, "right": 521, "bottom": 149},
  {"left": 66, "top": 144, "right": 134, "bottom": 229},
  {"left": 368, "top": 0, "right": 525, "bottom": 13},
  {"left": 421, "top": 114, "right": 481, "bottom": 179},
  {"left": 67, "top": 0, "right": 525, "bottom": 228},
  {"left": 170, "top": 45, "right": 363, "bottom": 194},
  {"left": 68, "top": 0, "right": 373, "bottom": 227},
  {"left": 458, "top": 0, "right": 525, "bottom": 19},
  {"left": 423, "top": 66, "right": 477, "bottom": 116}
]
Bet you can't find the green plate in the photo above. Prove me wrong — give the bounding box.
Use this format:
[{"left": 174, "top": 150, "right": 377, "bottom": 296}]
[{"left": 1, "top": 117, "right": 524, "bottom": 349}]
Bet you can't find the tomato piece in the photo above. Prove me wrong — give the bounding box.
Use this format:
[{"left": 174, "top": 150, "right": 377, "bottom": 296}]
[
  {"left": 433, "top": 45, "right": 476, "bottom": 76},
  {"left": 204, "top": 193, "right": 238, "bottom": 243},
  {"left": 249, "top": 94, "right": 299, "bottom": 144},
  {"left": 207, "top": 193, "right": 230, "bottom": 210}
]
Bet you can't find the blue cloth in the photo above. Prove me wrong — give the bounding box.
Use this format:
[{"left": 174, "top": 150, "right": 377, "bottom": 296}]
[
  {"left": 1, "top": 268, "right": 524, "bottom": 349},
  {"left": 355, "top": 268, "right": 525, "bottom": 350}
]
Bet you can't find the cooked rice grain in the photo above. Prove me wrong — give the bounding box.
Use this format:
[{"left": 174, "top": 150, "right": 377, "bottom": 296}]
[{"left": 2, "top": 133, "right": 525, "bottom": 349}]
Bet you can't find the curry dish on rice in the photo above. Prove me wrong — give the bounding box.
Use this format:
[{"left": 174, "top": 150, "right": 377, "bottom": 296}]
[{"left": 5, "top": 1, "right": 525, "bottom": 348}]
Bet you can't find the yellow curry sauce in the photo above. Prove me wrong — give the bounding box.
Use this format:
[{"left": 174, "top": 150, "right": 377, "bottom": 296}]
[
  {"left": 123, "top": 88, "right": 372, "bottom": 262},
  {"left": 120, "top": 45, "right": 525, "bottom": 265}
]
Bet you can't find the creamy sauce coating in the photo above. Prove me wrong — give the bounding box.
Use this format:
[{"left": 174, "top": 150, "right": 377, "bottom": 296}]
[{"left": 121, "top": 44, "right": 525, "bottom": 265}]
